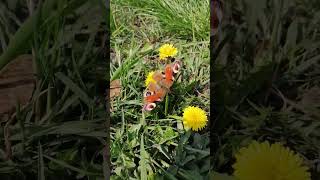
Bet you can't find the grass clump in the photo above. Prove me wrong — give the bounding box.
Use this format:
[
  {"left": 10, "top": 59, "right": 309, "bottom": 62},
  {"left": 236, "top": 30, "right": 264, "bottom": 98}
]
[{"left": 0, "top": 0, "right": 108, "bottom": 179}]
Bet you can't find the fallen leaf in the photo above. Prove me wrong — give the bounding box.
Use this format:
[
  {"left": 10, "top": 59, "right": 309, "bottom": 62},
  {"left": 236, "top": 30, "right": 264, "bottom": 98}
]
[
  {"left": 0, "top": 54, "right": 35, "bottom": 115},
  {"left": 110, "top": 79, "right": 121, "bottom": 99}
]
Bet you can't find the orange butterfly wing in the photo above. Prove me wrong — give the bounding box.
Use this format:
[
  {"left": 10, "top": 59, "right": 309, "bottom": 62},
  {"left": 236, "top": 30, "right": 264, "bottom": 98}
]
[
  {"left": 143, "top": 81, "right": 167, "bottom": 111},
  {"left": 156, "top": 65, "right": 174, "bottom": 89},
  {"left": 143, "top": 60, "right": 182, "bottom": 111},
  {"left": 144, "top": 81, "right": 166, "bottom": 103},
  {"left": 152, "top": 71, "right": 163, "bottom": 82}
]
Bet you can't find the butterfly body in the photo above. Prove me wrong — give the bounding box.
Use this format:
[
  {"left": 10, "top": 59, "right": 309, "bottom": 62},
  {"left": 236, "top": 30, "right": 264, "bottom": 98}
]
[{"left": 143, "top": 59, "right": 181, "bottom": 111}]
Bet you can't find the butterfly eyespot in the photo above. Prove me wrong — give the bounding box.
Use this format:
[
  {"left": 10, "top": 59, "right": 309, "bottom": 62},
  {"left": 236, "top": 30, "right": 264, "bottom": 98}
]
[
  {"left": 143, "top": 103, "right": 156, "bottom": 111},
  {"left": 173, "top": 63, "right": 181, "bottom": 73},
  {"left": 161, "top": 71, "right": 166, "bottom": 78},
  {"left": 144, "top": 91, "right": 153, "bottom": 97}
]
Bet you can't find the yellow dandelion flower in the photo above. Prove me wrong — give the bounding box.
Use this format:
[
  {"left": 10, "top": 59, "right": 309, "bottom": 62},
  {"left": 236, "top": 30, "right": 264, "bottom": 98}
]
[
  {"left": 233, "top": 141, "right": 310, "bottom": 180},
  {"left": 145, "top": 71, "right": 156, "bottom": 87},
  {"left": 182, "top": 106, "right": 208, "bottom": 131},
  {"left": 159, "top": 43, "right": 178, "bottom": 60}
]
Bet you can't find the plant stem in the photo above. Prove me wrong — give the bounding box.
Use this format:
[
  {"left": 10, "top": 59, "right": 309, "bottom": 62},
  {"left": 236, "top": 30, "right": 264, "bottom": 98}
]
[
  {"left": 141, "top": 109, "right": 146, "bottom": 125},
  {"left": 165, "top": 94, "right": 169, "bottom": 116}
]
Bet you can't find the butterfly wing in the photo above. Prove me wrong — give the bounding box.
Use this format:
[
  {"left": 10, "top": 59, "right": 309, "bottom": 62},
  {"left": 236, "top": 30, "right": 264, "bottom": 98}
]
[
  {"left": 171, "top": 60, "right": 182, "bottom": 74},
  {"left": 152, "top": 71, "right": 163, "bottom": 82},
  {"left": 144, "top": 88, "right": 166, "bottom": 103},
  {"left": 144, "top": 72, "right": 165, "bottom": 104},
  {"left": 143, "top": 81, "right": 167, "bottom": 111},
  {"left": 159, "top": 60, "right": 182, "bottom": 89},
  {"left": 162, "top": 65, "right": 174, "bottom": 89},
  {"left": 143, "top": 59, "right": 182, "bottom": 111}
]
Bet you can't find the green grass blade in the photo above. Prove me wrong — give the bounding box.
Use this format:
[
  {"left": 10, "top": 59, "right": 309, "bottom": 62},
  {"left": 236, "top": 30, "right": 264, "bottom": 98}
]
[
  {"left": 42, "top": 153, "right": 101, "bottom": 176},
  {"left": 55, "top": 72, "right": 93, "bottom": 107},
  {"left": 37, "top": 142, "right": 45, "bottom": 180},
  {"left": 140, "top": 133, "right": 147, "bottom": 180}
]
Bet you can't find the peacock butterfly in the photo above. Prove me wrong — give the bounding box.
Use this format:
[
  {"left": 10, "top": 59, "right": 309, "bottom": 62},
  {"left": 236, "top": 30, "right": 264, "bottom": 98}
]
[{"left": 143, "top": 58, "right": 182, "bottom": 111}]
